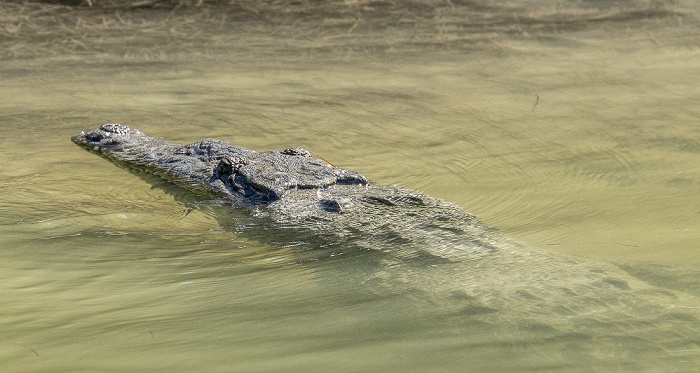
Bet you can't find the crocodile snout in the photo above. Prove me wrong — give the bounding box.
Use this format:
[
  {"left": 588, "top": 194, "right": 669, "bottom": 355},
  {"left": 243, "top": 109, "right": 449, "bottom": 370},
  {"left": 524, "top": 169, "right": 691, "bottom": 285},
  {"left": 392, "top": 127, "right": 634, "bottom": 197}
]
[{"left": 72, "top": 123, "right": 137, "bottom": 149}]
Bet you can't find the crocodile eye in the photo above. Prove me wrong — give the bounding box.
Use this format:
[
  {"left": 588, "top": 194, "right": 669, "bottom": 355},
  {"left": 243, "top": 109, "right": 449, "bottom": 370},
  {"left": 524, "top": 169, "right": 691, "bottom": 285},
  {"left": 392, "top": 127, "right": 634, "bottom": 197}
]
[
  {"left": 217, "top": 158, "right": 233, "bottom": 174},
  {"left": 217, "top": 156, "right": 246, "bottom": 174}
]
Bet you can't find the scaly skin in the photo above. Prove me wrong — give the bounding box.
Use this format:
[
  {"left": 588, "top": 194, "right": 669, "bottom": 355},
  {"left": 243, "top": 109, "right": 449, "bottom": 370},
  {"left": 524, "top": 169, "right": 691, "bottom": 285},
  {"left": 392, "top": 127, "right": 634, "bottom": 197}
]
[
  {"left": 72, "top": 124, "right": 492, "bottom": 260},
  {"left": 72, "top": 123, "right": 368, "bottom": 204}
]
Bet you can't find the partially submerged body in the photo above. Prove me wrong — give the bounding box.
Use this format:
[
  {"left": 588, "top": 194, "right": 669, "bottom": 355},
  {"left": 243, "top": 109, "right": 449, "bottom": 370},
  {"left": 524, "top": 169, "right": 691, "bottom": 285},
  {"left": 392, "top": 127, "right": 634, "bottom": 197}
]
[
  {"left": 71, "top": 123, "right": 492, "bottom": 260},
  {"left": 73, "top": 124, "right": 700, "bottom": 365}
]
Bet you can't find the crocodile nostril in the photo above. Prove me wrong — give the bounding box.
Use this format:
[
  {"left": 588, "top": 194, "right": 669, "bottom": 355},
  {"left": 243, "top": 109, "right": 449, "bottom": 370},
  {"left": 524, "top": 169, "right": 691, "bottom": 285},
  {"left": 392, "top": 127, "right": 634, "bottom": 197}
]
[{"left": 86, "top": 131, "right": 104, "bottom": 142}]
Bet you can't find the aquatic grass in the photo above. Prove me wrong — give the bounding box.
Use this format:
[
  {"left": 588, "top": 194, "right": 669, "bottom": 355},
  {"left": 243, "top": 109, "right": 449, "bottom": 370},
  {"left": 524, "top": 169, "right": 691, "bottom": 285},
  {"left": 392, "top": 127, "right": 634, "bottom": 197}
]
[{"left": 0, "top": 0, "right": 692, "bottom": 61}]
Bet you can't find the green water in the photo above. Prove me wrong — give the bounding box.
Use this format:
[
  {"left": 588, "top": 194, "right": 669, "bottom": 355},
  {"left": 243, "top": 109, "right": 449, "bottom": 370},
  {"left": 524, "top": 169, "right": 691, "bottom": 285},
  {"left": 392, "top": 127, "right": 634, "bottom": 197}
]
[{"left": 1, "top": 2, "right": 700, "bottom": 371}]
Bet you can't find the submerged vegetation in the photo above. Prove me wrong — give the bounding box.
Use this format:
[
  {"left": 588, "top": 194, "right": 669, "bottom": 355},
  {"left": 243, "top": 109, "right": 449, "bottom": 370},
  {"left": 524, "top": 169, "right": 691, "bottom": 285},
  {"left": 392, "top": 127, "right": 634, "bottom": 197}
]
[{"left": 1, "top": 0, "right": 694, "bottom": 60}]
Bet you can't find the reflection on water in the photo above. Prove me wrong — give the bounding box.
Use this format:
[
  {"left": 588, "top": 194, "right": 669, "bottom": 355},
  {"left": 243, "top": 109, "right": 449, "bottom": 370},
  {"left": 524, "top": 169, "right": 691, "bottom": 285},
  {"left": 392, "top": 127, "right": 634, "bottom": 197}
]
[{"left": 1, "top": 1, "right": 700, "bottom": 371}]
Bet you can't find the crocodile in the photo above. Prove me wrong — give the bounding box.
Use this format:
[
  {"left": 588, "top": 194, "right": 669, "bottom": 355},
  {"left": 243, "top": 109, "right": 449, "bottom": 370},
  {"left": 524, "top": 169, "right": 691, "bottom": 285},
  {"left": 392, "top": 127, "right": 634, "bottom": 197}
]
[
  {"left": 72, "top": 124, "right": 700, "bottom": 366},
  {"left": 71, "top": 123, "right": 491, "bottom": 261}
]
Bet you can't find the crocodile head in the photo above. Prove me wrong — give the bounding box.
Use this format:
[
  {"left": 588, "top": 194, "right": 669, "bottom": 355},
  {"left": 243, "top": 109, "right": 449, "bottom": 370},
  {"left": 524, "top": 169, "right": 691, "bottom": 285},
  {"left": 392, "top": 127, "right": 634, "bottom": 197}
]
[
  {"left": 71, "top": 123, "right": 145, "bottom": 149},
  {"left": 72, "top": 124, "right": 368, "bottom": 207}
]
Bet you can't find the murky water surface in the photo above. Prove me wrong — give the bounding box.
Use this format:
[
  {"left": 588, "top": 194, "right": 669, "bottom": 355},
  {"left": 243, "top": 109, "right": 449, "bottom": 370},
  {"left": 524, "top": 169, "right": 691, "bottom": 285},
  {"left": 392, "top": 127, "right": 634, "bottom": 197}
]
[{"left": 1, "top": 1, "right": 700, "bottom": 371}]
